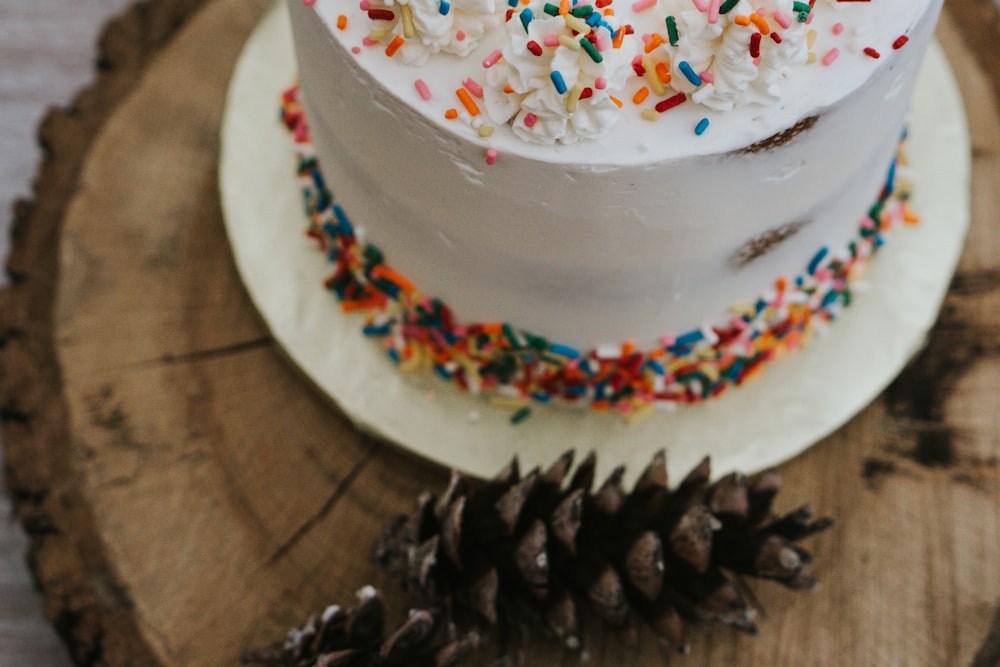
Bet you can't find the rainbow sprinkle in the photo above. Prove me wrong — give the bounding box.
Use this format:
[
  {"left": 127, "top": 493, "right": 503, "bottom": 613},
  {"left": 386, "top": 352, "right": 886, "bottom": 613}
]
[{"left": 280, "top": 85, "right": 918, "bottom": 418}]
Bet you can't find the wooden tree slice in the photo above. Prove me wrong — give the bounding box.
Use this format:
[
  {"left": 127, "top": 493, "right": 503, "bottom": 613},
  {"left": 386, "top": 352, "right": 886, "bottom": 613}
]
[{"left": 2, "top": 1, "right": 999, "bottom": 665}]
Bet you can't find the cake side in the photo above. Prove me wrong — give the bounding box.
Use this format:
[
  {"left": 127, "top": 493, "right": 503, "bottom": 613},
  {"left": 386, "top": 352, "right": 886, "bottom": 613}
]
[{"left": 288, "top": 0, "right": 941, "bottom": 348}]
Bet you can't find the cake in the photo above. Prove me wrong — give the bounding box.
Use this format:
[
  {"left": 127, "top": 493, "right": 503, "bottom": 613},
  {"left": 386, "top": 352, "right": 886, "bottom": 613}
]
[{"left": 280, "top": 0, "right": 943, "bottom": 415}]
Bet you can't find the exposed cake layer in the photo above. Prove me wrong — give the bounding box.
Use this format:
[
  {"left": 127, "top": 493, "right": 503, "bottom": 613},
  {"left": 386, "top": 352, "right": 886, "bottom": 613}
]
[{"left": 286, "top": 0, "right": 941, "bottom": 348}]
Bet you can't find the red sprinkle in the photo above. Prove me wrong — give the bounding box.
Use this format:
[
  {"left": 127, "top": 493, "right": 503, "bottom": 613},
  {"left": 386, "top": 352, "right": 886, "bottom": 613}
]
[
  {"left": 893, "top": 35, "right": 909, "bottom": 50},
  {"left": 367, "top": 8, "right": 395, "bottom": 20},
  {"left": 527, "top": 40, "right": 543, "bottom": 56},
  {"left": 655, "top": 92, "right": 686, "bottom": 113},
  {"left": 749, "top": 32, "right": 762, "bottom": 59},
  {"left": 863, "top": 47, "right": 881, "bottom": 59},
  {"left": 770, "top": 31, "right": 782, "bottom": 44}
]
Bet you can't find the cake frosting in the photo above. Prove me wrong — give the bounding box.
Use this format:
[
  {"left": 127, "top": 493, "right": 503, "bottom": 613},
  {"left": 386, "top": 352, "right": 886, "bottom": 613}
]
[{"left": 282, "top": 0, "right": 942, "bottom": 412}]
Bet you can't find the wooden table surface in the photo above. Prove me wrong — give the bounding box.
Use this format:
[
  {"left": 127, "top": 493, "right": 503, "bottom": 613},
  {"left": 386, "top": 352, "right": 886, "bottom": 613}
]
[{"left": 1, "top": 2, "right": 131, "bottom": 665}]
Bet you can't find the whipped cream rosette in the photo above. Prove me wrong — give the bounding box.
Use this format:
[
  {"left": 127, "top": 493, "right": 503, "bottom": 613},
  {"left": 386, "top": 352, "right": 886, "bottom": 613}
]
[
  {"left": 652, "top": 0, "right": 808, "bottom": 112},
  {"left": 366, "top": 0, "right": 503, "bottom": 65},
  {"left": 482, "top": 3, "right": 638, "bottom": 144}
]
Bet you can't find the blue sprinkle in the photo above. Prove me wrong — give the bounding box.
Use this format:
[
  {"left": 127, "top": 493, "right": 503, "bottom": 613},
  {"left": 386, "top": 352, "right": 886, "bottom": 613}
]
[
  {"left": 310, "top": 166, "right": 326, "bottom": 192},
  {"left": 695, "top": 117, "right": 710, "bottom": 136},
  {"left": 434, "top": 364, "right": 451, "bottom": 380},
  {"left": 531, "top": 392, "right": 552, "bottom": 403},
  {"left": 439, "top": 0, "right": 450, "bottom": 14},
  {"left": 549, "top": 343, "right": 581, "bottom": 359},
  {"left": 674, "top": 329, "right": 705, "bottom": 347},
  {"left": 885, "top": 158, "right": 897, "bottom": 196},
  {"left": 807, "top": 246, "right": 829, "bottom": 275},
  {"left": 363, "top": 323, "right": 390, "bottom": 336},
  {"left": 821, "top": 291, "right": 840, "bottom": 308},
  {"left": 679, "top": 60, "right": 702, "bottom": 86},
  {"left": 585, "top": 11, "right": 601, "bottom": 26},
  {"left": 387, "top": 349, "right": 400, "bottom": 362},
  {"left": 565, "top": 385, "right": 586, "bottom": 396},
  {"left": 550, "top": 70, "right": 567, "bottom": 94},
  {"left": 507, "top": 0, "right": 518, "bottom": 6},
  {"left": 520, "top": 7, "right": 534, "bottom": 30},
  {"left": 646, "top": 358, "right": 666, "bottom": 375},
  {"left": 333, "top": 204, "right": 353, "bottom": 235}
]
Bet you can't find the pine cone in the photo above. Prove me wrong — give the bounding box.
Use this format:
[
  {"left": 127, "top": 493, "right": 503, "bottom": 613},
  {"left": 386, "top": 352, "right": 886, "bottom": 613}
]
[
  {"left": 243, "top": 586, "right": 481, "bottom": 667},
  {"left": 373, "top": 450, "right": 834, "bottom": 656}
]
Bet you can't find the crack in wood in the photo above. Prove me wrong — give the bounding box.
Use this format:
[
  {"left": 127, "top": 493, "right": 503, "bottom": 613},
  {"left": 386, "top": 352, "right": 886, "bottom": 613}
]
[
  {"left": 265, "top": 443, "right": 383, "bottom": 569},
  {"left": 155, "top": 337, "right": 272, "bottom": 366}
]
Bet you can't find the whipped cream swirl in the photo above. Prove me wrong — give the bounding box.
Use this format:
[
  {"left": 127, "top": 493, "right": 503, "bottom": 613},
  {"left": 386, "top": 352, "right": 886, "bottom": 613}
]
[
  {"left": 482, "top": 6, "right": 637, "bottom": 144},
  {"left": 370, "top": 0, "right": 503, "bottom": 65},
  {"left": 654, "top": 0, "right": 808, "bottom": 112}
]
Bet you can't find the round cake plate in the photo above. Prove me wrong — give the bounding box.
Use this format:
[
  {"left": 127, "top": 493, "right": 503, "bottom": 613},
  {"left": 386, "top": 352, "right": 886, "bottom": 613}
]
[{"left": 220, "top": 3, "right": 970, "bottom": 482}]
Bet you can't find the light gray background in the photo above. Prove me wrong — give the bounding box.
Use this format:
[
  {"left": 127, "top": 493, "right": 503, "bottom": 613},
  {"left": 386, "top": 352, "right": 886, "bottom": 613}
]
[{"left": 1, "top": 3, "right": 132, "bottom": 665}]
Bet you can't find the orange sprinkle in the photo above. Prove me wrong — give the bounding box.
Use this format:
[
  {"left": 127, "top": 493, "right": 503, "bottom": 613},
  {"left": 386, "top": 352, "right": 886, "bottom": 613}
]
[
  {"left": 591, "top": 400, "right": 610, "bottom": 411},
  {"left": 612, "top": 27, "right": 625, "bottom": 48},
  {"left": 734, "top": 14, "right": 751, "bottom": 26},
  {"left": 341, "top": 296, "right": 386, "bottom": 312},
  {"left": 481, "top": 323, "right": 504, "bottom": 335},
  {"left": 336, "top": 14, "right": 348, "bottom": 30},
  {"left": 444, "top": 108, "right": 459, "bottom": 119},
  {"left": 775, "top": 275, "right": 788, "bottom": 292},
  {"left": 632, "top": 86, "right": 650, "bottom": 104},
  {"left": 385, "top": 34, "right": 404, "bottom": 57},
  {"left": 655, "top": 62, "right": 671, "bottom": 84},
  {"left": 371, "top": 265, "right": 416, "bottom": 292},
  {"left": 749, "top": 13, "right": 770, "bottom": 34},
  {"left": 903, "top": 203, "right": 921, "bottom": 225},
  {"left": 621, "top": 340, "right": 636, "bottom": 356},
  {"left": 559, "top": 0, "right": 569, "bottom": 14},
  {"left": 644, "top": 33, "right": 663, "bottom": 53},
  {"left": 456, "top": 88, "right": 480, "bottom": 115},
  {"left": 603, "top": 8, "right": 614, "bottom": 16},
  {"left": 609, "top": 95, "right": 622, "bottom": 107},
  {"left": 503, "top": 84, "right": 515, "bottom": 93}
]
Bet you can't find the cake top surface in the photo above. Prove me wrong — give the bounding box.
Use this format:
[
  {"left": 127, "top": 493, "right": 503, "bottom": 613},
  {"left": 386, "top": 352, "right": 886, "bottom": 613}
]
[{"left": 302, "top": 0, "right": 934, "bottom": 163}]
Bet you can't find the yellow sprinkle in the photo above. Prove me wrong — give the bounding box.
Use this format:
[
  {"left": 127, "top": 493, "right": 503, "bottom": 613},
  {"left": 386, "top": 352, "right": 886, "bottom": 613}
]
[
  {"left": 400, "top": 5, "right": 416, "bottom": 38},
  {"left": 490, "top": 395, "right": 531, "bottom": 410},
  {"left": 478, "top": 125, "right": 495, "bottom": 138},
  {"left": 806, "top": 52, "right": 817, "bottom": 65},
  {"left": 566, "top": 83, "right": 584, "bottom": 113},
  {"left": 643, "top": 57, "right": 666, "bottom": 96},
  {"left": 558, "top": 34, "right": 581, "bottom": 50},
  {"left": 368, "top": 29, "right": 389, "bottom": 41},
  {"left": 807, "top": 29, "right": 817, "bottom": 49},
  {"left": 625, "top": 402, "right": 654, "bottom": 426},
  {"left": 641, "top": 108, "right": 659, "bottom": 121},
  {"left": 563, "top": 13, "right": 590, "bottom": 33}
]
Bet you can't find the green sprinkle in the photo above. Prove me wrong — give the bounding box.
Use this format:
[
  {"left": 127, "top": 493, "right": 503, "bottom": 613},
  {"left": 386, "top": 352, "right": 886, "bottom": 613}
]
[
  {"left": 719, "top": 0, "right": 739, "bottom": 14},
  {"left": 792, "top": 1, "right": 810, "bottom": 13},
  {"left": 580, "top": 37, "right": 603, "bottom": 63},
  {"left": 666, "top": 15, "right": 679, "bottom": 46},
  {"left": 543, "top": 2, "right": 559, "bottom": 14},
  {"left": 570, "top": 4, "right": 593, "bottom": 17},
  {"left": 502, "top": 323, "right": 522, "bottom": 347},
  {"left": 510, "top": 406, "right": 532, "bottom": 424}
]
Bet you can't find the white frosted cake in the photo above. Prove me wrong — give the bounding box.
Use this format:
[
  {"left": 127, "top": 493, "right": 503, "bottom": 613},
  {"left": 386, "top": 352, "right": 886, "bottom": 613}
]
[{"left": 280, "top": 0, "right": 943, "bottom": 415}]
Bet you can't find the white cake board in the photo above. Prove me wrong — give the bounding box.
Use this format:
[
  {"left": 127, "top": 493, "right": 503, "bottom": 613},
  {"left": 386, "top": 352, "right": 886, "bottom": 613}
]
[{"left": 220, "top": 3, "right": 970, "bottom": 483}]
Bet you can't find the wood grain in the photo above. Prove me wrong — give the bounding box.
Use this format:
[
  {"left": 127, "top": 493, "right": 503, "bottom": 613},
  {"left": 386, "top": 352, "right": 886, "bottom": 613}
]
[{"left": 2, "top": 1, "right": 999, "bottom": 666}]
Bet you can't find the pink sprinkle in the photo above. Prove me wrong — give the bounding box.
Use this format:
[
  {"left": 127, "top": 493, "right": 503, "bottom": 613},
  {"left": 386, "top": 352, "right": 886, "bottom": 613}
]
[
  {"left": 524, "top": 113, "right": 538, "bottom": 128},
  {"left": 359, "top": 0, "right": 370, "bottom": 9},
  {"left": 832, "top": 22, "right": 844, "bottom": 36},
  {"left": 486, "top": 148, "right": 499, "bottom": 165},
  {"left": 351, "top": 46, "right": 362, "bottom": 54},
  {"left": 773, "top": 10, "right": 790, "bottom": 29},
  {"left": 691, "top": 0, "right": 708, "bottom": 10},
  {"left": 822, "top": 47, "right": 840, "bottom": 66},
  {"left": 415, "top": 79, "right": 432, "bottom": 100},
  {"left": 303, "top": 0, "right": 317, "bottom": 5},
  {"left": 544, "top": 34, "right": 560, "bottom": 46},
  {"left": 482, "top": 49, "right": 503, "bottom": 68},
  {"left": 594, "top": 76, "right": 607, "bottom": 90},
  {"left": 641, "top": 33, "right": 652, "bottom": 44},
  {"left": 699, "top": 71, "right": 714, "bottom": 84},
  {"left": 362, "top": 36, "right": 379, "bottom": 46},
  {"left": 752, "top": 55, "right": 761, "bottom": 66},
  {"left": 456, "top": 30, "right": 466, "bottom": 41},
  {"left": 708, "top": 0, "right": 720, "bottom": 24},
  {"left": 463, "top": 77, "right": 484, "bottom": 98},
  {"left": 595, "top": 32, "right": 610, "bottom": 51},
  {"left": 632, "top": 0, "right": 656, "bottom": 12}
]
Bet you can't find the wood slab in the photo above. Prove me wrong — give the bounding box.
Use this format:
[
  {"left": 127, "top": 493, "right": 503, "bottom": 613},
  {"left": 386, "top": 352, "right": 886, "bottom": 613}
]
[{"left": 2, "top": 0, "right": 999, "bottom": 665}]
